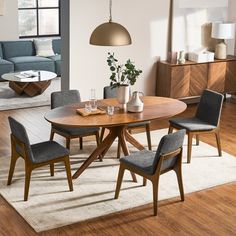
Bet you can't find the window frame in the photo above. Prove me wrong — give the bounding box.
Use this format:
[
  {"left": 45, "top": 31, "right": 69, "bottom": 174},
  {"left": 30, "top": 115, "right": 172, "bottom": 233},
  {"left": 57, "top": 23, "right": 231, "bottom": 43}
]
[{"left": 18, "top": 0, "right": 61, "bottom": 38}]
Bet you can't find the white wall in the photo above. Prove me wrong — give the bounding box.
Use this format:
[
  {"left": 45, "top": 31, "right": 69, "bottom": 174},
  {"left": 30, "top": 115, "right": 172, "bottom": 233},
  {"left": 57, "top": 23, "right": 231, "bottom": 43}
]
[
  {"left": 0, "top": 0, "right": 18, "bottom": 40},
  {"left": 228, "top": 0, "right": 236, "bottom": 55},
  {"left": 70, "top": 0, "right": 169, "bottom": 100}
]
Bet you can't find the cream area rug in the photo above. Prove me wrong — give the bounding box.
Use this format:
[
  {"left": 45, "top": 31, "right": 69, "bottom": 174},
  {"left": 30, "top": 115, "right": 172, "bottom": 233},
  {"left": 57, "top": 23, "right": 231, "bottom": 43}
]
[
  {"left": 0, "top": 129, "right": 236, "bottom": 232},
  {"left": 0, "top": 78, "right": 60, "bottom": 111}
]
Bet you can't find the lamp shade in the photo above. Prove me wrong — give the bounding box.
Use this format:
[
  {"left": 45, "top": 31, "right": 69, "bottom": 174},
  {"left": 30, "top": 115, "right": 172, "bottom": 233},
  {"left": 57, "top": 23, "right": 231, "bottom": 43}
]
[
  {"left": 211, "top": 22, "right": 235, "bottom": 39},
  {"left": 90, "top": 22, "right": 132, "bottom": 46}
]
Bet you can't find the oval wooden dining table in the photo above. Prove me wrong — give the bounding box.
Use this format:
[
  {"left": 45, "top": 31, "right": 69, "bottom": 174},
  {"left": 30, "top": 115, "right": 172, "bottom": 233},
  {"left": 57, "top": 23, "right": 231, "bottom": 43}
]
[{"left": 45, "top": 96, "right": 187, "bottom": 180}]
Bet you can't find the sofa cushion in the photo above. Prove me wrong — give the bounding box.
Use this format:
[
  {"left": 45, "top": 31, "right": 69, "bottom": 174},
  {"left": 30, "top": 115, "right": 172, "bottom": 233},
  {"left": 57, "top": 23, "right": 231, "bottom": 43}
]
[
  {"left": 48, "top": 54, "right": 61, "bottom": 76},
  {"left": 7, "top": 56, "right": 55, "bottom": 73},
  {"left": 52, "top": 38, "right": 61, "bottom": 54},
  {"left": 2, "top": 41, "right": 35, "bottom": 59},
  {"left": 0, "top": 59, "right": 14, "bottom": 78},
  {"left": 0, "top": 43, "right": 3, "bottom": 59},
  {"left": 34, "top": 39, "right": 55, "bottom": 57}
]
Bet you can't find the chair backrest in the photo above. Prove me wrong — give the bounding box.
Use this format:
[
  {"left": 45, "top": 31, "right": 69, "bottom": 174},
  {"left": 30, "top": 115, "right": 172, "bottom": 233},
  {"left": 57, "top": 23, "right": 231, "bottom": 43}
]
[
  {"left": 153, "top": 129, "right": 186, "bottom": 173},
  {"left": 103, "top": 86, "right": 117, "bottom": 99},
  {"left": 8, "top": 116, "right": 34, "bottom": 163},
  {"left": 103, "top": 86, "right": 131, "bottom": 99},
  {"left": 51, "top": 90, "right": 81, "bottom": 109},
  {"left": 195, "top": 89, "right": 224, "bottom": 127}
]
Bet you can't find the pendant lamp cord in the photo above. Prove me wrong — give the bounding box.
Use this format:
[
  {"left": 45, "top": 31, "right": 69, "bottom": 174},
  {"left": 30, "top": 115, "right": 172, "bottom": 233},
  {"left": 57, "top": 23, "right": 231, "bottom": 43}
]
[{"left": 109, "top": 0, "right": 112, "bottom": 22}]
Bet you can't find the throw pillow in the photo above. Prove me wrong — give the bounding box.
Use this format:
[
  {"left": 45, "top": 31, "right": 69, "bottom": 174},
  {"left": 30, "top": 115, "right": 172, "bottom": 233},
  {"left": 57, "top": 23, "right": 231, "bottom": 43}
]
[{"left": 34, "top": 39, "right": 55, "bottom": 57}]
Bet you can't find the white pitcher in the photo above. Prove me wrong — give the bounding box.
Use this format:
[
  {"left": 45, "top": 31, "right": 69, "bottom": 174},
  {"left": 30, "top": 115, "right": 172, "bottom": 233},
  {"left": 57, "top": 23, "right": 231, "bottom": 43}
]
[{"left": 127, "top": 91, "right": 144, "bottom": 112}]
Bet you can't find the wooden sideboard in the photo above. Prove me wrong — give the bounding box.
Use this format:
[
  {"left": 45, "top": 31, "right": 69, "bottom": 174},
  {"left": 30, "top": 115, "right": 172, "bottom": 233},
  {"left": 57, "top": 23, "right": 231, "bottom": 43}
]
[{"left": 156, "top": 56, "right": 236, "bottom": 99}]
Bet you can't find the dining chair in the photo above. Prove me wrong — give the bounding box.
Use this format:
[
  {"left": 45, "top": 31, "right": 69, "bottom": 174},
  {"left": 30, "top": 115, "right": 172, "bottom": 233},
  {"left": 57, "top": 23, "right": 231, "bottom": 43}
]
[
  {"left": 7, "top": 116, "right": 73, "bottom": 201},
  {"left": 115, "top": 129, "right": 186, "bottom": 216},
  {"left": 50, "top": 90, "right": 100, "bottom": 150},
  {"left": 101, "top": 86, "right": 152, "bottom": 158},
  {"left": 168, "top": 89, "right": 224, "bottom": 163}
]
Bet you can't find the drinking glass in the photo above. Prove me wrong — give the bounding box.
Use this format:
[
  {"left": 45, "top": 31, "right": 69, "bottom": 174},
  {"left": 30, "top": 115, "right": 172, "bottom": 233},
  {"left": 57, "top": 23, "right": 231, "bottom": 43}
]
[
  {"left": 90, "top": 89, "right": 97, "bottom": 111},
  {"left": 85, "top": 103, "right": 92, "bottom": 113},
  {"left": 107, "top": 106, "right": 114, "bottom": 116}
]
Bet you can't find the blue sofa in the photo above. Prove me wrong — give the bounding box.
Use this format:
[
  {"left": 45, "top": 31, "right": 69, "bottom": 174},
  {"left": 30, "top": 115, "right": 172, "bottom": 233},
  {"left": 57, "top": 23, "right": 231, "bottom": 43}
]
[{"left": 0, "top": 38, "right": 61, "bottom": 81}]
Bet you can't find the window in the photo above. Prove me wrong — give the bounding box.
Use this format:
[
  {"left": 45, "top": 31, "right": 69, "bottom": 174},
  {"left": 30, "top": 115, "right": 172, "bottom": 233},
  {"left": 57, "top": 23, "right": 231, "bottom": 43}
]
[{"left": 18, "top": 0, "right": 60, "bottom": 38}]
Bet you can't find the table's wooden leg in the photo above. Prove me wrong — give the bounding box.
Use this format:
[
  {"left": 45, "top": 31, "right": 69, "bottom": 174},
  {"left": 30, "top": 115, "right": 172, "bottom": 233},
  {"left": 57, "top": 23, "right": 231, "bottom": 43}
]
[
  {"left": 118, "top": 127, "right": 137, "bottom": 183},
  {"left": 124, "top": 129, "right": 145, "bottom": 151},
  {"left": 72, "top": 126, "right": 146, "bottom": 181},
  {"left": 72, "top": 129, "right": 117, "bottom": 179}
]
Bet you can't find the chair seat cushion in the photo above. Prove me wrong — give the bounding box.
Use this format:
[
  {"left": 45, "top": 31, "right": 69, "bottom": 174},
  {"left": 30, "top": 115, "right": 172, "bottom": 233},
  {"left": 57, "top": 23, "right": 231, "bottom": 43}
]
[
  {"left": 120, "top": 150, "right": 156, "bottom": 175},
  {"left": 127, "top": 121, "right": 150, "bottom": 128},
  {"left": 31, "top": 141, "right": 69, "bottom": 164},
  {"left": 169, "top": 117, "right": 217, "bottom": 131},
  {"left": 52, "top": 124, "right": 99, "bottom": 136}
]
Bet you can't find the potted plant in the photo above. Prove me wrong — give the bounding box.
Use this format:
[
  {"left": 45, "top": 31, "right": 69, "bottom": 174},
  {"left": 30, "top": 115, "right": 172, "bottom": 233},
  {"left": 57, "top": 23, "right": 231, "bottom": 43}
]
[{"left": 107, "top": 52, "right": 142, "bottom": 106}]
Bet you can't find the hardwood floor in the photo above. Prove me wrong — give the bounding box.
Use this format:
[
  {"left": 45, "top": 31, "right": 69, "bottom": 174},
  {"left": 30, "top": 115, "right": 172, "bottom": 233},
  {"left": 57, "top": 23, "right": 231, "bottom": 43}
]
[{"left": 0, "top": 100, "right": 236, "bottom": 236}]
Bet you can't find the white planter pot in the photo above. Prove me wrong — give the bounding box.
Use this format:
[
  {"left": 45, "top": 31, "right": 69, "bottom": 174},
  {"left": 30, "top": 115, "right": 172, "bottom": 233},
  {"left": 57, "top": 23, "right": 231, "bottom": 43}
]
[{"left": 117, "top": 85, "right": 130, "bottom": 106}]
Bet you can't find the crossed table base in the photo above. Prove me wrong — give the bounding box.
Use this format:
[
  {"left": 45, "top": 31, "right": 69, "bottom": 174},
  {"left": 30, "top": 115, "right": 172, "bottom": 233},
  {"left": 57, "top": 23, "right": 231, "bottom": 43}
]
[{"left": 72, "top": 125, "right": 145, "bottom": 180}]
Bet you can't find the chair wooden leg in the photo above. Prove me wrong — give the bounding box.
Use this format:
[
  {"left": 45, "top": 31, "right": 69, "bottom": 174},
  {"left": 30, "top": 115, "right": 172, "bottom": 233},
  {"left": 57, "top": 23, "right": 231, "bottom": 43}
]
[
  {"left": 100, "top": 128, "right": 105, "bottom": 142},
  {"left": 114, "top": 165, "right": 125, "bottom": 199},
  {"left": 50, "top": 129, "right": 55, "bottom": 141},
  {"left": 7, "top": 151, "right": 19, "bottom": 185},
  {"left": 66, "top": 138, "right": 70, "bottom": 150},
  {"left": 50, "top": 164, "right": 54, "bottom": 177},
  {"left": 79, "top": 137, "right": 83, "bottom": 150},
  {"left": 152, "top": 180, "right": 159, "bottom": 216},
  {"left": 168, "top": 125, "right": 174, "bottom": 134},
  {"left": 24, "top": 167, "right": 32, "bottom": 201},
  {"left": 196, "top": 134, "right": 199, "bottom": 146},
  {"left": 64, "top": 157, "right": 73, "bottom": 191},
  {"left": 215, "top": 130, "right": 222, "bottom": 156},
  {"left": 117, "top": 139, "right": 121, "bottom": 159},
  {"left": 175, "top": 167, "right": 185, "bottom": 201},
  {"left": 146, "top": 123, "right": 152, "bottom": 150},
  {"left": 187, "top": 133, "right": 193, "bottom": 163}
]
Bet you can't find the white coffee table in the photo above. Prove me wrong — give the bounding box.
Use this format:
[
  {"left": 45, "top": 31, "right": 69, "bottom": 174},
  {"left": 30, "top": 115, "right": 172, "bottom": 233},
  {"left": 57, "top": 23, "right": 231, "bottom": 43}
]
[{"left": 2, "top": 70, "right": 57, "bottom": 97}]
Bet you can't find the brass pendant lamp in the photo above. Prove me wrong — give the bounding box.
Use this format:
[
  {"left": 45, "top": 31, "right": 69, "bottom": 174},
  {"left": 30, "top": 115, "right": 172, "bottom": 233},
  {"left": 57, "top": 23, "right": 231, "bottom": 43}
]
[{"left": 89, "top": 0, "right": 132, "bottom": 46}]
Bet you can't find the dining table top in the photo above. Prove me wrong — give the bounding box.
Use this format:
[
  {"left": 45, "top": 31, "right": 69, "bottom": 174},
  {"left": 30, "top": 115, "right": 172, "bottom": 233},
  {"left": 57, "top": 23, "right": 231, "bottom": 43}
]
[{"left": 44, "top": 96, "right": 187, "bottom": 128}]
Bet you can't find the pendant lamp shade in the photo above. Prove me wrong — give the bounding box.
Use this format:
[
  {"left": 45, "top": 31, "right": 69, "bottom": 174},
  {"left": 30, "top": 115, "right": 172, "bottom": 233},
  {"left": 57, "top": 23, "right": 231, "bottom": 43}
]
[
  {"left": 90, "top": 22, "right": 132, "bottom": 46},
  {"left": 89, "top": 0, "right": 132, "bottom": 46}
]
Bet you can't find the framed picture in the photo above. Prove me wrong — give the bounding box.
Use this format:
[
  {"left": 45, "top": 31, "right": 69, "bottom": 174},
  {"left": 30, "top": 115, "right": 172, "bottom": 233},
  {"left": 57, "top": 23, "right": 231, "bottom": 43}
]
[
  {"left": 171, "top": 0, "right": 229, "bottom": 52},
  {"left": 0, "top": 0, "right": 4, "bottom": 16}
]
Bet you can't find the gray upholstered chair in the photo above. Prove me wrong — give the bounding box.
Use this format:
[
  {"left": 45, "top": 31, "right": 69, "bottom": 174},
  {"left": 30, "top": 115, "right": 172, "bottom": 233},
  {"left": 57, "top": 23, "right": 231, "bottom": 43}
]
[
  {"left": 101, "top": 86, "right": 152, "bottom": 158},
  {"left": 115, "top": 129, "right": 186, "bottom": 216},
  {"left": 169, "top": 89, "right": 224, "bottom": 163},
  {"left": 8, "top": 116, "right": 73, "bottom": 201},
  {"left": 50, "top": 90, "right": 100, "bottom": 150}
]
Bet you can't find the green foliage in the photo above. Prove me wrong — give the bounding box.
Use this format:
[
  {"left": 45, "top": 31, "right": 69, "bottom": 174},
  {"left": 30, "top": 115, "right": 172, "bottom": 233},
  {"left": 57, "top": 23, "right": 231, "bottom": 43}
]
[{"left": 107, "top": 52, "right": 142, "bottom": 88}]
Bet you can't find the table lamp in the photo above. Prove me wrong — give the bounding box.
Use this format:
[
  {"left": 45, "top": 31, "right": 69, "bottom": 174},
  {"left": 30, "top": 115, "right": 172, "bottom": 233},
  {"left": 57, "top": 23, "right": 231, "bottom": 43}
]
[{"left": 211, "top": 22, "right": 235, "bottom": 59}]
